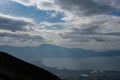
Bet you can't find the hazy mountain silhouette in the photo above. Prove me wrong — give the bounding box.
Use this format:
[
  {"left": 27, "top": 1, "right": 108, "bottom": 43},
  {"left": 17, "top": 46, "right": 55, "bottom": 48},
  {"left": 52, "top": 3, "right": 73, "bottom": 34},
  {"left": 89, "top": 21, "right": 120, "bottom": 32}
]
[
  {"left": 0, "top": 44, "right": 120, "bottom": 60},
  {"left": 0, "top": 51, "right": 61, "bottom": 80}
]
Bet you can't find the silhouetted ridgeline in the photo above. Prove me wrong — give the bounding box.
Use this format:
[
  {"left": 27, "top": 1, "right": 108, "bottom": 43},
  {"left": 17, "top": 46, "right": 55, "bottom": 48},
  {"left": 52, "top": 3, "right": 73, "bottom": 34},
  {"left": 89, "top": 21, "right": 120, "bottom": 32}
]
[{"left": 0, "top": 51, "right": 61, "bottom": 80}]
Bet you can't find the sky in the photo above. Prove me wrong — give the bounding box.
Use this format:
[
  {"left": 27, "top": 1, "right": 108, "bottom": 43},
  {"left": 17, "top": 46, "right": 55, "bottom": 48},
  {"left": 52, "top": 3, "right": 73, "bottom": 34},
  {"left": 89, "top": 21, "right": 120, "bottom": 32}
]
[{"left": 0, "top": 0, "right": 120, "bottom": 51}]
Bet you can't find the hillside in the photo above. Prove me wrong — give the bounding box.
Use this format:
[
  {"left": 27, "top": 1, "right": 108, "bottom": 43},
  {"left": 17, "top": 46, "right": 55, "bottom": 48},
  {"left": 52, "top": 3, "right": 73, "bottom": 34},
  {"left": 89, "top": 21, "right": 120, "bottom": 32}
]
[{"left": 0, "top": 51, "right": 61, "bottom": 80}]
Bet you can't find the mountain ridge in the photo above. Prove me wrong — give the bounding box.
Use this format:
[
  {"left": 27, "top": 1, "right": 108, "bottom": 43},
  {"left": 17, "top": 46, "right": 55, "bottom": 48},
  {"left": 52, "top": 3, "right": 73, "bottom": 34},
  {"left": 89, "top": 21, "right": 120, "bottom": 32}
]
[{"left": 0, "top": 44, "right": 120, "bottom": 60}]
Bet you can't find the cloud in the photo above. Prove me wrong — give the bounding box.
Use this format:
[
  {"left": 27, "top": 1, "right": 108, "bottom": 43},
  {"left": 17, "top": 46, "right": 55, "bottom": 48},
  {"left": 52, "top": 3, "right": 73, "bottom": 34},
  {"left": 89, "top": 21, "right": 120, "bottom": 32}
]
[
  {"left": 11, "top": 0, "right": 120, "bottom": 23},
  {"left": 0, "top": 29, "right": 47, "bottom": 46},
  {"left": 0, "top": 32, "right": 44, "bottom": 41},
  {"left": 38, "top": 15, "right": 120, "bottom": 49},
  {"left": 11, "top": 0, "right": 120, "bottom": 21},
  {"left": 93, "top": 0, "right": 120, "bottom": 9},
  {"left": 61, "top": 15, "right": 120, "bottom": 37},
  {"left": 55, "top": 0, "right": 116, "bottom": 16},
  {"left": 53, "top": 15, "right": 120, "bottom": 51},
  {"left": 1, "top": 1, "right": 120, "bottom": 51},
  {"left": 0, "top": 13, "right": 48, "bottom": 46},
  {"left": 11, "top": 0, "right": 120, "bottom": 16},
  {"left": 0, "top": 0, "right": 9, "bottom": 4},
  {"left": 0, "top": 13, "right": 35, "bottom": 31},
  {"left": 11, "top": 0, "right": 60, "bottom": 11}
]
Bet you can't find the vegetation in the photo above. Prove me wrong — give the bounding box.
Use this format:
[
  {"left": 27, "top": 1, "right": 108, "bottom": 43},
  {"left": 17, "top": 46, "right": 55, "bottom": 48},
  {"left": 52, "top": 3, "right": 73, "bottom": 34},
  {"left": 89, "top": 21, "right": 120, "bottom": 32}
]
[{"left": 0, "top": 51, "right": 61, "bottom": 80}]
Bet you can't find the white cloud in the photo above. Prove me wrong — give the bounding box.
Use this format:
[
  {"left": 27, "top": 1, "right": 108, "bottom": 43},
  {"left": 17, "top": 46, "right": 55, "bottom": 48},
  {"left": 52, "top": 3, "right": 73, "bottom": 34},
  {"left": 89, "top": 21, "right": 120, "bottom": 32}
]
[
  {"left": 0, "top": 13, "right": 35, "bottom": 31},
  {"left": 0, "top": 13, "right": 64, "bottom": 47},
  {"left": 1, "top": 0, "right": 120, "bottom": 51},
  {"left": 39, "top": 15, "right": 120, "bottom": 51},
  {"left": 0, "top": 32, "right": 43, "bottom": 47},
  {"left": 11, "top": 0, "right": 60, "bottom": 11},
  {"left": 0, "top": 13, "right": 47, "bottom": 46},
  {"left": 0, "top": 13, "right": 120, "bottom": 51},
  {"left": 11, "top": 0, "right": 120, "bottom": 22}
]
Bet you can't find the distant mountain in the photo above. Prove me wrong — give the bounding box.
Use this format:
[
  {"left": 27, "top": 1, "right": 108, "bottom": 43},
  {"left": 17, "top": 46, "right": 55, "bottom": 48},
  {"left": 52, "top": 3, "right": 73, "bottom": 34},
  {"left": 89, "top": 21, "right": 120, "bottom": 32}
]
[
  {"left": 0, "top": 51, "right": 61, "bottom": 80},
  {"left": 0, "top": 44, "right": 120, "bottom": 60}
]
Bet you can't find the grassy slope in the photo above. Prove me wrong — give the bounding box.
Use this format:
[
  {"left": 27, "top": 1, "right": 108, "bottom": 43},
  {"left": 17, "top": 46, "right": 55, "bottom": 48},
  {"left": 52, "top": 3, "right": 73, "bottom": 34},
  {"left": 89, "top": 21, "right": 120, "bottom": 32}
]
[{"left": 0, "top": 51, "right": 61, "bottom": 80}]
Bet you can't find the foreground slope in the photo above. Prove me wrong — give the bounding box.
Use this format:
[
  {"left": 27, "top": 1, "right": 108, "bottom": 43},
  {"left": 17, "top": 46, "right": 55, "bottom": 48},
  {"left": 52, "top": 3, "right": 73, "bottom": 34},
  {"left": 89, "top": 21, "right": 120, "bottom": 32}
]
[{"left": 0, "top": 51, "right": 61, "bottom": 80}]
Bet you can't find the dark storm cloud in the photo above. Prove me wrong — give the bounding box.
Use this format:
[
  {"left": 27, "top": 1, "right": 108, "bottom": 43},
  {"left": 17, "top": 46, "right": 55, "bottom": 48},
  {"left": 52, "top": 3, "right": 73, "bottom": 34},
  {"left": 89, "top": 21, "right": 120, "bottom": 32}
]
[
  {"left": 0, "top": 15, "right": 34, "bottom": 31},
  {"left": 61, "top": 25, "right": 120, "bottom": 43},
  {"left": 91, "top": 37, "right": 106, "bottom": 42},
  {"left": 79, "top": 26, "right": 99, "bottom": 34},
  {"left": 55, "top": 0, "right": 116, "bottom": 16},
  {"left": 70, "top": 26, "right": 99, "bottom": 35},
  {"left": 0, "top": 32, "right": 45, "bottom": 44},
  {"left": 105, "top": 32, "right": 120, "bottom": 36}
]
